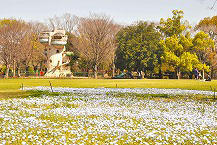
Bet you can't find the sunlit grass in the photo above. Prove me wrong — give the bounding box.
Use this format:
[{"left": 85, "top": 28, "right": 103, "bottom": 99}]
[
  {"left": 1, "top": 78, "right": 216, "bottom": 144},
  {"left": 1, "top": 78, "right": 216, "bottom": 90},
  {"left": 0, "top": 78, "right": 216, "bottom": 99}
]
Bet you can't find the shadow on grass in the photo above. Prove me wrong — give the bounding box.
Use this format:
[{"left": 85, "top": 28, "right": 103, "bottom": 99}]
[
  {"left": 0, "top": 90, "right": 63, "bottom": 99},
  {"left": 1, "top": 90, "right": 216, "bottom": 103},
  {"left": 107, "top": 92, "right": 217, "bottom": 102}
]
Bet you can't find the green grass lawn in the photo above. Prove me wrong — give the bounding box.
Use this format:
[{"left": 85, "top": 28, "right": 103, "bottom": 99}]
[
  {"left": 0, "top": 78, "right": 216, "bottom": 98},
  {"left": 1, "top": 78, "right": 217, "bottom": 144}
]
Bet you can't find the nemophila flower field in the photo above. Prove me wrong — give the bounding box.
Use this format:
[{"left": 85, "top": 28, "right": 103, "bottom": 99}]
[{"left": 0, "top": 87, "right": 217, "bottom": 144}]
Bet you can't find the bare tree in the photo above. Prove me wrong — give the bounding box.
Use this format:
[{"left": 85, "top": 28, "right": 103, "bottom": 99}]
[
  {"left": 29, "top": 21, "right": 49, "bottom": 35},
  {"left": 76, "top": 13, "right": 120, "bottom": 78},
  {"left": 0, "top": 19, "right": 45, "bottom": 77},
  {"left": 22, "top": 22, "right": 47, "bottom": 71},
  {"left": 211, "top": 0, "right": 217, "bottom": 9},
  {"left": 19, "top": 31, "right": 44, "bottom": 75},
  {"left": 199, "top": 0, "right": 217, "bottom": 9},
  {"left": 0, "top": 30, "right": 13, "bottom": 77},
  {"left": 0, "top": 19, "right": 29, "bottom": 77},
  {"left": 47, "top": 13, "right": 78, "bottom": 33}
]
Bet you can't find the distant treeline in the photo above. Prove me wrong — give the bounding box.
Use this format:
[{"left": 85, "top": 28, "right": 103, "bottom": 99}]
[{"left": 0, "top": 10, "right": 217, "bottom": 79}]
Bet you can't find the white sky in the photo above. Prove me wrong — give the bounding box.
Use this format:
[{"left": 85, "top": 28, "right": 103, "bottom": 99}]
[{"left": 1, "top": 0, "right": 217, "bottom": 25}]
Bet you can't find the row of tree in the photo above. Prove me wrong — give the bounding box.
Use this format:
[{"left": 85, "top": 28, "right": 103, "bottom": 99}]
[
  {"left": 115, "top": 10, "right": 215, "bottom": 79},
  {"left": 0, "top": 10, "right": 217, "bottom": 79},
  {"left": 0, "top": 19, "right": 46, "bottom": 78}
]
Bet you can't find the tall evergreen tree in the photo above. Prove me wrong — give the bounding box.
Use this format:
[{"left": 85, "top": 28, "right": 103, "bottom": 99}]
[{"left": 115, "top": 21, "right": 161, "bottom": 77}]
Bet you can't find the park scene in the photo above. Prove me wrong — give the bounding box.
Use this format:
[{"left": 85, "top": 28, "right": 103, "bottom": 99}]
[{"left": 0, "top": 0, "right": 217, "bottom": 144}]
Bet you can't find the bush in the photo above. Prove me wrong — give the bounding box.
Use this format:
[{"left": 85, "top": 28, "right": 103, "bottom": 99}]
[{"left": 163, "top": 76, "right": 169, "bottom": 79}]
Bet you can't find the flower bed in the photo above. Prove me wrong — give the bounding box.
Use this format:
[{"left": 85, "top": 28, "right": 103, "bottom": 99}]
[{"left": 0, "top": 88, "right": 217, "bottom": 144}]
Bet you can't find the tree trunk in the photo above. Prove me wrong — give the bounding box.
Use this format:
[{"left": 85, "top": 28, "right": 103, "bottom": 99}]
[
  {"left": 117, "top": 69, "right": 120, "bottom": 75},
  {"left": 5, "top": 65, "right": 10, "bottom": 78},
  {"left": 112, "top": 62, "right": 115, "bottom": 77},
  {"left": 159, "top": 68, "right": 163, "bottom": 79},
  {"left": 13, "top": 61, "right": 16, "bottom": 77},
  {"left": 211, "top": 66, "right": 214, "bottom": 79},
  {"left": 88, "top": 69, "right": 90, "bottom": 77},
  {"left": 18, "top": 68, "right": 21, "bottom": 77},
  {"left": 177, "top": 70, "right": 181, "bottom": 79},
  {"left": 102, "top": 65, "right": 105, "bottom": 76},
  {"left": 150, "top": 71, "right": 153, "bottom": 78},
  {"left": 94, "top": 64, "right": 97, "bottom": 79}
]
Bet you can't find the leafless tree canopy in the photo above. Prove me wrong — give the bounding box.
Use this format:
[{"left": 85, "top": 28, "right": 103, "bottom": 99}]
[
  {"left": 0, "top": 19, "right": 45, "bottom": 77},
  {"left": 76, "top": 13, "right": 120, "bottom": 78},
  {"left": 47, "top": 13, "right": 78, "bottom": 33},
  {"left": 198, "top": 0, "right": 217, "bottom": 9},
  {"left": 0, "top": 20, "right": 28, "bottom": 77},
  {"left": 29, "top": 21, "right": 49, "bottom": 35}
]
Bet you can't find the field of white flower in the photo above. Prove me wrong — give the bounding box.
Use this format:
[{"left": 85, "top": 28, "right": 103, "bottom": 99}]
[{"left": 0, "top": 87, "right": 217, "bottom": 144}]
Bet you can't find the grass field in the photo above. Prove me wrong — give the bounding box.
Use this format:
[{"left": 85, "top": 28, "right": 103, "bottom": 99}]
[
  {"left": 0, "top": 78, "right": 217, "bottom": 144},
  {"left": 0, "top": 78, "right": 216, "bottom": 98}
]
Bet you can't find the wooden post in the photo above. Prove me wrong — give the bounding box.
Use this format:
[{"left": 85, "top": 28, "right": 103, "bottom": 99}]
[{"left": 49, "top": 81, "right": 53, "bottom": 92}]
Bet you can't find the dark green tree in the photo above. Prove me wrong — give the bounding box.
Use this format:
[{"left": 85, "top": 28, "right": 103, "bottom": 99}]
[{"left": 115, "top": 21, "right": 162, "bottom": 77}]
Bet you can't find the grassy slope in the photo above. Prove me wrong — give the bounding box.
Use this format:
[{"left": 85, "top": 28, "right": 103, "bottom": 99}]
[{"left": 0, "top": 78, "right": 216, "bottom": 98}]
